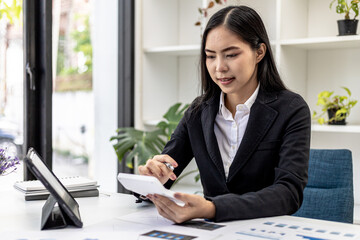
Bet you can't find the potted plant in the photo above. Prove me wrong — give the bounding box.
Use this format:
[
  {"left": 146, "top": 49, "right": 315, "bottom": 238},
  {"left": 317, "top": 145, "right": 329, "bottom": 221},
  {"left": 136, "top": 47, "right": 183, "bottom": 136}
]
[
  {"left": 330, "top": 0, "right": 360, "bottom": 35},
  {"left": 110, "top": 103, "right": 189, "bottom": 169},
  {"left": 313, "top": 86, "right": 357, "bottom": 125}
]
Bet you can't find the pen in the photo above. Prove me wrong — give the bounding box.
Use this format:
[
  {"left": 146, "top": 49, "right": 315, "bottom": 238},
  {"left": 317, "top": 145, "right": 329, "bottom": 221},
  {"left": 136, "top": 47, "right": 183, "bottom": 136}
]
[{"left": 163, "top": 162, "right": 174, "bottom": 171}]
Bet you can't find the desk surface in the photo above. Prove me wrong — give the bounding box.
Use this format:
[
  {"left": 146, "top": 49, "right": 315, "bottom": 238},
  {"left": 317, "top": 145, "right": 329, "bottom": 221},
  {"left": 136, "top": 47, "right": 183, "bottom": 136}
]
[
  {"left": 2, "top": 174, "right": 360, "bottom": 240},
  {"left": 0, "top": 189, "right": 142, "bottom": 231}
]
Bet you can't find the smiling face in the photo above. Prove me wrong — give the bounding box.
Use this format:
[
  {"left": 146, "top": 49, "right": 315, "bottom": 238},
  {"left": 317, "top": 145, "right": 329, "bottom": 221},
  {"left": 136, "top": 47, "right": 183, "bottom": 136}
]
[{"left": 205, "top": 25, "right": 265, "bottom": 104}]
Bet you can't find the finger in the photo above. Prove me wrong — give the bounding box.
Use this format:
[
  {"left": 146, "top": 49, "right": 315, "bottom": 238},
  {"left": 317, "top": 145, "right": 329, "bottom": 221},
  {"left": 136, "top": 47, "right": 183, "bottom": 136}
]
[
  {"left": 152, "top": 198, "right": 171, "bottom": 220},
  {"left": 138, "top": 165, "right": 160, "bottom": 178},
  {"left": 145, "top": 159, "right": 166, "bottom": 179},
  {"left": 147, "top": 159, "right": 176, "bottom": 181},
  {"left": 153, "top": 154, "right": 178, "bottom": 168},
  {"left": 152, "top": 156, "right": 178, "bottom": 180},
  {"left": 154, "top": 194, "right": 191, "bottom": 223},
  {"left": 174, "top": 193, "right": 203, "bottom": 208},
  {"left": 138, "top": 165, "right": 151, "bottom": 176},
  {"left": 156, "top": 194, "right": 179, "bottom": 205},
  {"left": 173, "top": 192, "right": 191, "bottom": 205},
  {"left": 152, "top": 195, "right": 177, "bottom": 220},
  {"left": 157, "top": 162, "right": 177, "bottom": 181},
  {"left": 156, "top": 204, "right": 173, "bottom": 221},
  {"left": 149, "top": 194, "right": 175, "bottom": 221}
]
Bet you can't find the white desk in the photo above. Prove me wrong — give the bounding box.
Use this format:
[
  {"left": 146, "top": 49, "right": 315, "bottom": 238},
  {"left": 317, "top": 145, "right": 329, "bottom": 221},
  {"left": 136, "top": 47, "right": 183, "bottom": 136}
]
[
  {"left": 1, "top": 174, "right": 360, "bottom": 240},
  {"left": 0, "top": 189, "right": 143, "bottom": 231}
]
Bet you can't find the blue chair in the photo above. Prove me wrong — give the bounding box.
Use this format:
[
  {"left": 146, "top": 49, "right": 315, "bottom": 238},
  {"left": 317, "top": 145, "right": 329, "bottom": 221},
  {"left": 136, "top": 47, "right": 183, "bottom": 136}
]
[{"left": 293, "top": 149, "right": 354, "bottom": 223}]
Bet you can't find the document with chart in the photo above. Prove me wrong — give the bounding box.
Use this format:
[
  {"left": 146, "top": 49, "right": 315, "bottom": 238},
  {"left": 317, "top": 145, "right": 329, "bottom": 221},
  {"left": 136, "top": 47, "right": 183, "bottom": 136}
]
[{"left": 217, "top": 217, "right": 360, "bottom": 240}]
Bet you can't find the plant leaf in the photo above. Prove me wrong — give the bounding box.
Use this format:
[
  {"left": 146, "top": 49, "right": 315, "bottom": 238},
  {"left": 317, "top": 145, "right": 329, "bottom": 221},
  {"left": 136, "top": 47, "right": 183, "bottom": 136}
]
[
  {"left": 336, "top": 108, "right": 347, "bottom": 116},
  {"left": 342, "top": 86, "right": 351, "bottom": 96},
  {"left": 330, "top": 0, "right": 336, "bottom": 9},
  {"left": 157, "top": 103, "right": 189, "bottom": 139},
  {"left": 317, "top": 118, "right": 325, "bottom": 125},
  {"left": 110, "top": 103, "right": 189, "bottom": 169},
  {"left": 110, "top": 128, "right": 165, "bottom": 168},
  {"left": 195, "top": 173, "right": 201, "bottom": 182},
  {"left": 124, "top": 149, "right": 137, "bottom": 168}
]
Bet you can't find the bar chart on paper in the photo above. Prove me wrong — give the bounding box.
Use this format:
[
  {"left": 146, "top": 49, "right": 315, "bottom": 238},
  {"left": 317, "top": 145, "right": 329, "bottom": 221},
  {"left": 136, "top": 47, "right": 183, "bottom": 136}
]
[{"left": 217, "top": 219, "right": 360, "bottom": 240}]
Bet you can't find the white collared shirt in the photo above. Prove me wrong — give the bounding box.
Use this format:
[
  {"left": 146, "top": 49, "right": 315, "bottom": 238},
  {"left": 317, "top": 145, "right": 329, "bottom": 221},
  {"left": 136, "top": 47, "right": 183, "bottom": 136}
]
[{"left": 214, "top": 84, "right": 260, "bottom": 179}]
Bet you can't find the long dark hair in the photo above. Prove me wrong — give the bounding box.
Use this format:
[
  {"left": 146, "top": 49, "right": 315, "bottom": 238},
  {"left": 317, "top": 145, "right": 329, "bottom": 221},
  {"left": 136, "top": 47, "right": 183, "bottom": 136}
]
[{"left": 195, "top": 5, "right": 286, "bottom": 109}]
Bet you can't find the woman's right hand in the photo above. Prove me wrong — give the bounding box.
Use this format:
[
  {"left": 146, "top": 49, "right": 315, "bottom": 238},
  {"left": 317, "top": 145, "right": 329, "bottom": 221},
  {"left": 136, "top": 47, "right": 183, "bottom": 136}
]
[{"left": 138, "top": 154, "right": 178, "bottom": 185}]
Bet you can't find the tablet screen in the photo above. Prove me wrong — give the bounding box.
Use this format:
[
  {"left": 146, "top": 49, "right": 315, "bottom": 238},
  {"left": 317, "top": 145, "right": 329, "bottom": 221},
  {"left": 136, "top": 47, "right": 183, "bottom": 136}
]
[{"left": 25, "top": 148, "right": 82, "bottom": 227}]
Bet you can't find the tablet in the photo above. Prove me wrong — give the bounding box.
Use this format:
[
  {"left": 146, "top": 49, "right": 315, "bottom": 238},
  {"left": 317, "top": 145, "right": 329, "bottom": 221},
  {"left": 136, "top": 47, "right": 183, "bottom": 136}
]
[
  {"left": 24, "top": 148, "right": 83, "bottom": 228},
  {"left": 117, "top": 173, "right": 185, "bottom": 206}
]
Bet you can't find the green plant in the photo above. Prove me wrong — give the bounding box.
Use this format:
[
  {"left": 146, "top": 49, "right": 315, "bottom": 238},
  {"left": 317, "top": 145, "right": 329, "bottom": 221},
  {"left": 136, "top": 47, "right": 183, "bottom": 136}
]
[
  {"left": 0, "top": 0, "right": 22, "bottom": 24},
  {"left": 71, "top": 15, "right": 92, "bottom": 73},
  {"left": 110, "top": 103, "right": 189, "bottom": 169},
  {"left": 330, "top": 0, "right": 360, "bottom": 20},
  {"left": 312, "top": 86, "right": 357, "bottom": 124},
  {"left": 57, "top": 15, "right": 92, "bottom": 76}
]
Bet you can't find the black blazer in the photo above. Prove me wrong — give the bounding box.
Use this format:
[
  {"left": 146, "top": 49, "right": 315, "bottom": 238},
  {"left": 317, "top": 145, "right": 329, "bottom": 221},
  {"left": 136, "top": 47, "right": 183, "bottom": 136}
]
[{"left": 163, "top": 87, "right": 311, "bottom": 222}]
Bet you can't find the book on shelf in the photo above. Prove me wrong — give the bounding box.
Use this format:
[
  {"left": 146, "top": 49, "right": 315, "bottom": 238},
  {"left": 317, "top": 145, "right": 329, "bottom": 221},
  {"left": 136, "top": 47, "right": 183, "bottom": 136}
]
[{"left": 14, "top": 176, "right": 100, "bottom": 201}]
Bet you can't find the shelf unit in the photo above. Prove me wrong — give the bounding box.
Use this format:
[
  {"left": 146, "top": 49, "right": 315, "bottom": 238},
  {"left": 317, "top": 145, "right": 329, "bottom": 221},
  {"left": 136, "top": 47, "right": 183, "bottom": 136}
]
[
  {"left": 280, "top": 35, "right": 360, "bottom": 49},
  {"left": 312, "top": 124, "right": 360, "bottom": 133},
  {"left": 135, "top": 0, "right": 360, "bottom": 213},
  {"left": 144, "top": 45, "right": 200, "bottom": 56}
]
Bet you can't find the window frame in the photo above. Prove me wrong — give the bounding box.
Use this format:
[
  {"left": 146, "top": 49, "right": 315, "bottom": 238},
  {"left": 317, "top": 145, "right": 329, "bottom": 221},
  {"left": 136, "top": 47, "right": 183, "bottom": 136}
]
[
  {"left": 117, "top": 0, "right": 135, "bottom": 193},
  {"left": 23, "top": 0, "right": 53, "bottom": 180}
]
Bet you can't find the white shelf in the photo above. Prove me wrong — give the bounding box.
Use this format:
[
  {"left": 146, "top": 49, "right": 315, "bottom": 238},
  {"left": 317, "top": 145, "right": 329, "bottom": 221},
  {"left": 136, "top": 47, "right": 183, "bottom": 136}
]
[
  {"left": 280, "top": 35, "right": 360, "bottom": 50},
  {"left": 144, "top": 41, "right": 277, "bottom": 56},
  {"left": 312, "top": 124, "right": 360, "bottom": 133},
  {"left": 144, "top": 45, "right": 200, "bottom": 56},
  {"left": 143, "top": 35, "right": 360, "bottom": 56}
]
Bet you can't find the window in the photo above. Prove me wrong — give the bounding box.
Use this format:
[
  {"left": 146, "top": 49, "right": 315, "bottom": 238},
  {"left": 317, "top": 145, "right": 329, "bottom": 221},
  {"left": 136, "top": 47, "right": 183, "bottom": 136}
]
[
  {"left": 20, "top": 0, "right": 134, "bottom": 192},
  {"left": 52, "top": 0, "right": 93, "bottom": 178},
  {"left": 0, "top": 0, "right": 24, "bottom": 160}
]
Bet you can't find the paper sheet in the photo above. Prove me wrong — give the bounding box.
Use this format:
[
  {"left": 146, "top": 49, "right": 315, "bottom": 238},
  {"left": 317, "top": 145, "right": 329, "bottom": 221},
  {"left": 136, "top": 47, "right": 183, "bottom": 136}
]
[
  {"left": 117, "top": 207, "right": 174, "bottom": 227},
  {"left": 85, "top": 217, "right": 155, "bottom": 233},
  {"left": 117, "top": 207, "right": 229, "bottom": 240},
  {"left": 215, "top": 218, "right": 360, "bottom": 240}
]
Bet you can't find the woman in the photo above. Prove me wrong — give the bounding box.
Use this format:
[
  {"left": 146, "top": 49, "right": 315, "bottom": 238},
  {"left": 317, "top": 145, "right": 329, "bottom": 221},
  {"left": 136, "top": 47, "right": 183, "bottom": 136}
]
[{"left": 139, "top": 6, "right": 311, "bottom": 223}]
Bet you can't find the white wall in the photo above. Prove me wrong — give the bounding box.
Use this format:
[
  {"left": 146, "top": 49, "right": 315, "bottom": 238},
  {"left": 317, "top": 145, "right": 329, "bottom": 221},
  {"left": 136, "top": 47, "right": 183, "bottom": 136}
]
[{"left": 92, "top": 0, "right": 118, "bottom": 192}]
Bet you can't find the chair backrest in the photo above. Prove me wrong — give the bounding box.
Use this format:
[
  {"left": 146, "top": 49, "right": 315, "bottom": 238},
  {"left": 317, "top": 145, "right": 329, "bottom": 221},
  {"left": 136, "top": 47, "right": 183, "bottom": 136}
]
[{"left": 293, "top": 149, "right": 353, "bottom": 223}]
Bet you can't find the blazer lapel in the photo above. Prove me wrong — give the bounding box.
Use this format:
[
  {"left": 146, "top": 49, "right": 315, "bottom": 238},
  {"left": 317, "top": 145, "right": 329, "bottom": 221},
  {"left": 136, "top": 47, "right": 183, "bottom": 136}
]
[
  {"left": 201, "top": 94, "right": 226, "bottom": 179},
  {"left": 227, "top": 90, "right": 278, "bottom": 182}
]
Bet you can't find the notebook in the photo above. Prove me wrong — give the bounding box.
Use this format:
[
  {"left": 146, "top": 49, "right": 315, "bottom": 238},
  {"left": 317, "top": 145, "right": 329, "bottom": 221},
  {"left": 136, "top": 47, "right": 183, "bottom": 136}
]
[
  {"left": 24, "top": 188, "right": 99, "bottom": 201},
  {"left": 14, "top": 175, "right": 99, "bottom": 201},
  {"left": 14, "top": 176, "right": 98, "bottom": 192}
]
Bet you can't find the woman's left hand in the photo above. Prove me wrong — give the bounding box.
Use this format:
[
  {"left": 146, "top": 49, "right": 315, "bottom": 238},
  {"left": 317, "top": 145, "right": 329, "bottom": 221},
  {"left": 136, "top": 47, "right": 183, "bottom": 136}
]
[{"left": 147, "top": 193, "right": 216, "bottom": 223}]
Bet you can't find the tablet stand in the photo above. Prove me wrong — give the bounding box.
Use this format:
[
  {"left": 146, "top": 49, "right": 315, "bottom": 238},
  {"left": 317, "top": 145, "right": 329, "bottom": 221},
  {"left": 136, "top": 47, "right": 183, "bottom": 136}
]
[{"left": 41, "top": 194, "right": 75, "bottom": 230}]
